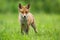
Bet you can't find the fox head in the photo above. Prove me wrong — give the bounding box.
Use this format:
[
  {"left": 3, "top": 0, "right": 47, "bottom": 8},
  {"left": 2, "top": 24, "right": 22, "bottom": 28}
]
[{"left": 19, "top": 3, "right": 30, "bottom": 18}]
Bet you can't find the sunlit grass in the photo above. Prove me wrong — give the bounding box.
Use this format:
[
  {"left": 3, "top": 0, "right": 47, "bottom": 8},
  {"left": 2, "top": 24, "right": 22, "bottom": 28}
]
[{"left": 0, "top": 13, "right": 60, "bottom": 40}]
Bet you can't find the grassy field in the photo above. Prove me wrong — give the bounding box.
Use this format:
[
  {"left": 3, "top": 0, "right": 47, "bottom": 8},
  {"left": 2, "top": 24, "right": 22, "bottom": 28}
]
[{"left": 0, "top": 13, "right": 60, "bottom": 40}]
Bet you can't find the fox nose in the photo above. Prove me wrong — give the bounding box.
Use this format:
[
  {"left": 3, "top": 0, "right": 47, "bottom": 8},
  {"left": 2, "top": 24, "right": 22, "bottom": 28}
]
[{"left": 24, "top": 16, "right": 26, "bottom": 18}]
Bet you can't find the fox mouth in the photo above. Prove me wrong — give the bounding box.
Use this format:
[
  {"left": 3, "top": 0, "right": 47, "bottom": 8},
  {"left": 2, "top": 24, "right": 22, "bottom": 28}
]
[{"left": 23, "top": 16, "right": 27, "bottom": 20}]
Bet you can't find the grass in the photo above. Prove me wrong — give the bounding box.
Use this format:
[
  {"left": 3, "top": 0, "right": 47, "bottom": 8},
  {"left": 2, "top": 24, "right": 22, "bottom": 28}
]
[{"left": 0, "top": 13, "right": 60, "bottom": 40}]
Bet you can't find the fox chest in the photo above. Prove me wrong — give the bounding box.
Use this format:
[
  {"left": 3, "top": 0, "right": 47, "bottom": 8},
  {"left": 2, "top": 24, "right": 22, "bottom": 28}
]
[{"left": 20, "top": 17, "right": 28, "bottom": 25}]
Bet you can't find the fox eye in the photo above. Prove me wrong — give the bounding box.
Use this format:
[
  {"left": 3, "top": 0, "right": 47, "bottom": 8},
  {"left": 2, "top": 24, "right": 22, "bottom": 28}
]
[
  {"left": 21, "top": 11, "right": 24, "bottom": 13},
  {"left": 25, "top": 11, "right": 28, "bottom": 14}
]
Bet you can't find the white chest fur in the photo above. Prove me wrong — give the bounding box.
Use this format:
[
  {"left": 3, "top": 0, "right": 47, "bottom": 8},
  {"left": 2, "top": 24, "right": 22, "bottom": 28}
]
[{"left": 19, "top": 13, "right": 28, "bottom": 25}]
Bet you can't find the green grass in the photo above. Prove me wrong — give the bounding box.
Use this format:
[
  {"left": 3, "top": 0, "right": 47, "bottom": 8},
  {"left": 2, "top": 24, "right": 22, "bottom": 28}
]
[{"left": 0, "top": 13, "right": 60, "bottom": 40}]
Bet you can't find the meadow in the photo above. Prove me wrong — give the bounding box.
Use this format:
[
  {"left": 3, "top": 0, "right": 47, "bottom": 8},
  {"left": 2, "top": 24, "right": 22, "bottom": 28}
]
[{"left": 0, "top": 12, "right": 60, "bottom": 40}]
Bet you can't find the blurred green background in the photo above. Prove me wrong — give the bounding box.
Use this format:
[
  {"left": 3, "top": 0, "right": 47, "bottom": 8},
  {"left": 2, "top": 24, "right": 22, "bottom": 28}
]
[
  {"left": 0, "top": 0, "right": 60, "bottom": 14},
  {"left": 0, "top": 0, "right": 60, "bottom": 40}
]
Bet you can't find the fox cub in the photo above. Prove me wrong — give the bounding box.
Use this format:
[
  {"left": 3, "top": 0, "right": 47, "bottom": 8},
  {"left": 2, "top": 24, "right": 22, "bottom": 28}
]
[{"left": 18, "top": 3, "right": 37, "bottom": 34}]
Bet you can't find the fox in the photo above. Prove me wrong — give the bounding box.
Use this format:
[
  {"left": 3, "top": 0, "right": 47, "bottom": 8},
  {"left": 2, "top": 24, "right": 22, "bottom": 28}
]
[{"left": 18, "top": 3, "right": 37, "bottom": 34}]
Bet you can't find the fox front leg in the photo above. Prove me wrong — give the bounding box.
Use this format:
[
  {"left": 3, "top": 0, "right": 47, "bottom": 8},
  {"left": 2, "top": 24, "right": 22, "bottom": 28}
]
[
  {"left": 25, "top": 25, "right": 29, "bottom": 34},
  {"left": 21, "top": 24, "right": 24, "bottom": 34}
]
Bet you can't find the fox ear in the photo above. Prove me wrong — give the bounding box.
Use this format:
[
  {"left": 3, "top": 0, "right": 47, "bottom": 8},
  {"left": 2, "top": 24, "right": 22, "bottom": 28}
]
[
  {"left": 27, "top": 4, "right": 30, "bottom": 9},
  {"left": 19, "top": 3, "right": 22, "bottom": 9}
]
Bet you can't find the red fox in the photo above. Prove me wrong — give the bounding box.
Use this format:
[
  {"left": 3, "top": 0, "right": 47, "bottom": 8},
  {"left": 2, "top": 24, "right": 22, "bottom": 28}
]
[{"left": 18, "top": 3, "right": 37, "bottom": 34}]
